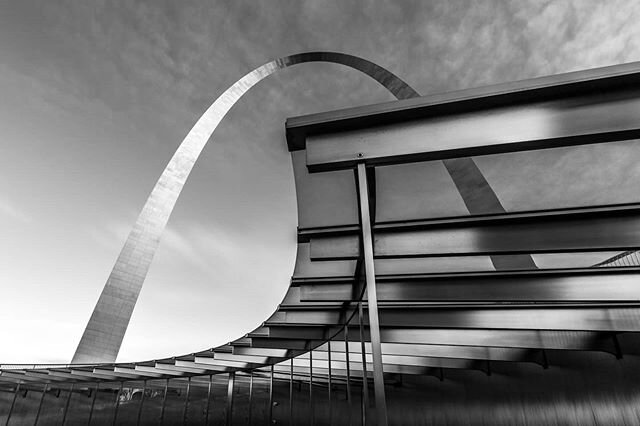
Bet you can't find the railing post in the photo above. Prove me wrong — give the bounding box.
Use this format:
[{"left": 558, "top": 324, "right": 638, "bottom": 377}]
[
  {"left": 136, "top": 380, "right": 147, "bottom": 426},
  {"left": 159, "top": 379, "right": 168, "bottom": 425},
  {"left": 248, "top": 371, "right": 253, "bottom": 425},
  {"left": 33, "top": 383, "right": 48, "bottom": 426},
  {"left": 358, "top": 302, "right": 369, "bottom": 426},
  {"left": 309, "top": 350, "right": 314, "bottom": 426},
  {"left": 328, "top": 339, "right": 333, "bottom": 425},
  {"left": 356, "top": 163, "right": 388, "bottom": 426},
  {"left": 226, "top": 372, "right": 235, "bottom": 426},
  {"left": 182, "top": 377, "right": 191, "bottom": 425},
  {"left": 88, "top": 383, "right": 99, "bottom": 426},
  {"left": 205, "top": 375, "right": 213, "bottom": 426},
  {"left": 4, "top": 383, "right": 20, "bottom": 426},
  {"left": 112, "top": 382, "right": 122, "bottom": 426},
  {"left": 269, "top": 366, "right": 275, "bottom": 424},
  {"left": 289, "top": 358, "right": 294, "bottom": 425},
  {"left": 344, "top": 325, "right": 352, "bottom": 426},
  {"left": 61, "top": 383, "right": 74, "bottom": 426}
]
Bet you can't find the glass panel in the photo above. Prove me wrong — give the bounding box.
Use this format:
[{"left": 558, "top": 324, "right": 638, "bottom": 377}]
[
  {"left": 86, "top": 382, "right": 118, "bottom": 426},
  {"left": 6, "top": 385, "right": 40, "bottom": 426},
  {"left": 185, "top": 377, "right": 208, "bottom": 426},
  {"left": 113, "top": 380, "right": 145, "bottom": 426},
  {"left": 63, "top": 384, "right": 92, "bottom": 426},
  {"left": 37, "top": 384, "right": 67, "bottom": 425},
  {"left": 208, "top": 374, "right": 228, "bottom": 425},
  {"left": 0, "top": 385, "right": 16, "bottom": 425},
  {"left": 162, "top": 378, "right": 188, "bottom": 424},
  {"left": 228, "top": 372, "right": 248, "bottom": 425},
  {"left": 138, "top": 379, "right": 166, "bottom": 425},
  {"left": 248, "top": 369, "right": 271, "bottom": 425},
  {"left": 271, "top": 371, "right": 290, "bottom": 425}
]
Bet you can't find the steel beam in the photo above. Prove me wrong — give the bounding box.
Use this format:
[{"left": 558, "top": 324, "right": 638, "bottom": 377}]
[
  {"left": 269, "top": 305, "right": 640, "bottom": 332},
  {"left": 309, "top": 212, "right": 640, "bottom": 259},
  {"left": 357, "top": 163, "right": 388, "bottom": 426},
  {"left": 299, "top": 270, "right": 640, "bottom": 302},
  {"left": 305, "top": 86, "right": 640, "bottom": 171}
]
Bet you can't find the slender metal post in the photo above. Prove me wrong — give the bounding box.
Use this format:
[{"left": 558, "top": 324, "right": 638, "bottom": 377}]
[
  {"left": 112, "top": 382, "right": 122, "bottom": 426},
  {"left": 33, "top": 383, "right": 48, "bottom": 426},
  {"left": 269, "top": 365, "right": 275, "bottom": 424},
  {"left": 159, "top": 379, "right": 169, "bottom": 425},
  {"left": 357, "top": 163, "right": 388, "bottom": 426},
  {"left": 205, "top": 375, "right": 212, "bottom": 426},
  {"left": 88, "top": 383, "right": 99, "bottom": 426},
  {"left": 182, "top": 377, "right": 191, "bottom": 425},
  {"left": 289, "top": 358, "right": 294, "bottom": 425},
  {"left": 328, "top": 340, "right": 333, "bottom": 425},
  {"left": 344, "top": 325, "right": 352, "bottom": 426},
  {"left": 136, "top": 380, "right": 147, "bottom": 426},
  {"left": 4, "top": 383, "right": 20, "bottom": 426},
  {"left": 248, "top": 371, "right": 254, "bottom": 425},
  {"left": 309, "top": 350, "right": 314, "bottom": 426},
  {"left": 61, "top": 383, "right": 74, "bottom": 426},
  {"left": 358, "top": 302, "right": 369, "bottom": 426},
  {"left": 226, "top": 372, "right": 235, "bottom": 426}
]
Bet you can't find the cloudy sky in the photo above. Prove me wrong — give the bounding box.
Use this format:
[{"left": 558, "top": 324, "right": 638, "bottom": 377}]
[{"left": 2, "top": 0, "right": 640, "bottom": 364}]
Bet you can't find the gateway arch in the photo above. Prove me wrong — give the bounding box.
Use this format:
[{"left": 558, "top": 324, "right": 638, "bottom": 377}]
[{"left": 72, "top": 51, "right": 524, "bottom": 364}]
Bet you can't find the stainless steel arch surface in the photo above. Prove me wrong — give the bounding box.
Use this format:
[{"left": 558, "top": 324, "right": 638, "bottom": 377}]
[{"left": 72, "top": 52, "right": 419, "bottom": 364}]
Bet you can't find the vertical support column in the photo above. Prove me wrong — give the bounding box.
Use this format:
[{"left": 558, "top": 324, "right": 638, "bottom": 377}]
[
  {"left": 4, "top": 383, "right": 20, "bottom": 426},
  {"left": 136, "top": 380, "right": 147, "bottom": 426},
  {"left": 112, "top": 382, "right": 122, "bottom": 426},
  {"left": 159, "top": 379, "right": 168, "bottom": 425},
  {"left": 356, "top": 163, "right": 388, "bottom": 426},
  {"left": 344, "top": 325, "right": 352, "bottom": 426},
  {"left": 205, "top": 375, "right": 213, "bottom": 426},
  {"left": 328, "top": 340, "right": 333, "bottom": 425},
  {"left": 88, "top": 383, "right": 99, "bottom": 425},
  {"left": 226, "top": 372, "right": 235, "bottom": 426},
  {"left": 358, "top": 303, "right": 369, "bottom": 426},
  {"left": 309, "top": 350, "right": 314, "bottom": 426},
  {"left": 289, "top": 358, "right": 294, "bottom": 425},
  {"left": 248, "top": 371, "right": 253, "bottom": 425},
  {"left": 61, "top": 383, "right": 74, "bottom": 426},
  {"left": 33, "top": 383, "right": 48, "bottom": 426},
  {"left": 269, "top": 366, "right": 274, "bottom": 425},
  {"left": 182, "top": 377, "right": 191, "bottom": 425}
]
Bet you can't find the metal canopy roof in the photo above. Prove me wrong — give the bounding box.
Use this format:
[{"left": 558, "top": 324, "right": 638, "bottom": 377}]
[{"left": 2, "top": 61, "right": 640, "bottom": 396}]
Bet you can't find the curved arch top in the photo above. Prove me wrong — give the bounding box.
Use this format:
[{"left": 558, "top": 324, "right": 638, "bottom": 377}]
[{"left": 72, "top": 52, "right": 419, "bottom": 363}]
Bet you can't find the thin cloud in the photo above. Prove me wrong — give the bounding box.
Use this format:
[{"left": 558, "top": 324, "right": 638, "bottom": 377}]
[{"left": 0, "top": 196, "right": 30, "bottom": 223}]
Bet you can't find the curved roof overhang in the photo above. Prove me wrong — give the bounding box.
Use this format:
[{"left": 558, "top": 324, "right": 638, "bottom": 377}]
[{"left": 3, "top": 59, "right": 640, "bottom": 387}]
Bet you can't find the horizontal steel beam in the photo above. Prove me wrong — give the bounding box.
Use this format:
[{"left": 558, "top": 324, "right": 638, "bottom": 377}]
[
  {"left": 230, "top": 325, "right": 622, "bottom": 354},
  {"left": 305, "top": 87, "right": 640, "bottom": 171},
  {"left": 310, "top": 212, "right": 640, "bottom": 259},
  {"left": 268, "top": 305, "right": 640, "bottom": 332},
  {"left": 302, "top": 342, "right": 543, "bottom": 365},
  {"left": 299, "top": 270, "right": 640, "bottom": 302}
]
